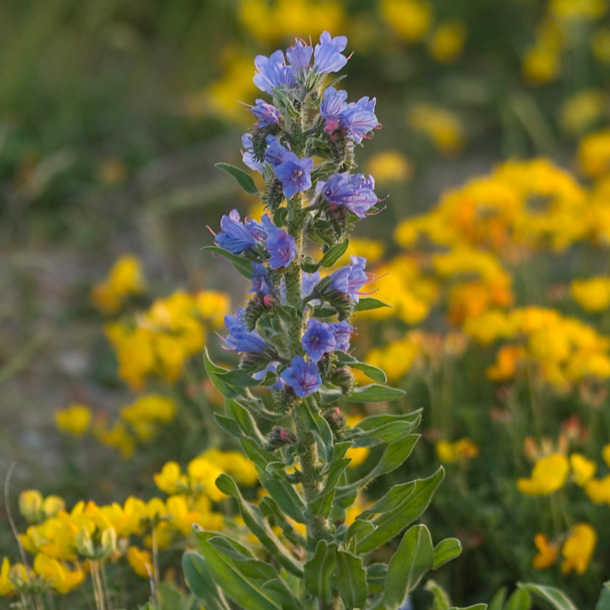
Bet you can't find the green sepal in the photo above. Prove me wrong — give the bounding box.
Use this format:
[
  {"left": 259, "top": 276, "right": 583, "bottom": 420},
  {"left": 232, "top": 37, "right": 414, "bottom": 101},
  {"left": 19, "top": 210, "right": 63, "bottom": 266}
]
[
  {"left": 353, "top": 297, "right": 391, "bottom": 312},
  {"left": 517, "top": 583, "right": 577, "bottom": 610},
  {"left": 383, "top": 524, "right": 434, "bottom": 609},
  {"left": 203, "top": 246, "right": 254, "bottom": 279},
  {"left": 215, "top": 474, "right": 303, "bottom": 577},
  {"left": 355, "top": 468, "right": 445, "bottom": 553},
  {"left": 182, "top": 551, "right": 231, "bottom": 610},
  {"left": 215, "top": 162, "right": 258, "bottom": 195},
  {"left": 432, "top": 537, "right": 462, "bottom": 569},
  {"left": 346, "top": 384, "right": 406, "bottom": 403},
  {"left": 334, "top": 549, "right": 367, "bottom": 610},
  {"left": 304, "top": 540, "right": 337, "bottom": 604}
]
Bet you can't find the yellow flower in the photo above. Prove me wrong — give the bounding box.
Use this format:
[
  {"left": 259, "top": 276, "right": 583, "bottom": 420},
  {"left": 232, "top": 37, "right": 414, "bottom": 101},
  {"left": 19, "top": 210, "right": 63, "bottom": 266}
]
[
  {"left": 602, "top": 443, "right": 610, "bottom": 467},
  {"left": 436, "top": 439, "right": 479, "bottom": 464},
  {"left": 428, "top": 20, "right": 467, "bottom": 63},
  {"left": 408, "top": 103, "right": 464, "bottom": 156},
  {"left": 196, "top": 291, "right": 231, "bottom": 327},
  {"left": 570, "top": 453, "right": 597, "bottom": 486},
  {"left": 0, "top": 558, "right": 14, "bottom": 596},
  {"left": 43, "top": 496, "right": 65, "bottom": 518},
  {"left": 188, "top": 457, "right": 225, "bottom": 502},
  {"left": 522, "top": 45, "right": 560, "bottom": 85},
  {"left": 91, "top": 255, "right": 146, "bottom": 314},
  {"left": 550, "top": 0, "right": 606, "bottom": 21},
  {"left": 561, "top": 523, "right": 597, "bottom": 574},
  {"left": 380, "top": 0, "right": 432, "bottom": 42},
  {"left": 127, "top": 546, "right": 152, "bottom": 579},
  {"left": 54, "top": 404, "right": 92, "bottom": 437},
  {"left": 532, "top": 533, "right": 559, "bottom": 569},
  {"left": 559, "top": 90, "right": 607, "bottom": 135},
  {"left": 33, "top": 554, "right": 85, "bottom": 594},
  {"left": 517, "top": 453, "right": 570, "bottom": 495},
  {"left": 578, "top": 129, "right": 610, "bottom": 178},
  {"left": 585, "top": 475, "right": 610, "bottom": 504},
  {"left": 154, "top": 462, "right": 189, "bottom": 495},
  {"left": 199, "top": 450, "right": 258, "bottom": 487},
  {"left": 571, "top": 277, "right": 610, "bottom": 312},
  {"left": 365, "top": 151, "right": 412, "bottom": 184},
  {"left": 592, "top": 27, "right": 610, "bottom": 63},
  {"left": 19, "top": 490, "right": 44, "bottom": 522}
]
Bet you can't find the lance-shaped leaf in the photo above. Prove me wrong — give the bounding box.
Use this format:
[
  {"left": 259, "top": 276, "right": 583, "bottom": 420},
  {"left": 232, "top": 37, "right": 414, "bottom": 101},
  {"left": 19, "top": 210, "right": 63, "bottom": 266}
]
[
  {"left": 226, "top": 400, "right": 266, "bottom": 443},
  {"left": 334, "top": 549, "right": 367, "bottom": 610},
  {"left": 432, "top": 538, "right": 462, "bottom": 569},
  {"left": 504, "top": 589, "right": 531, "bottom": 610},
  {"left": 217, "top": 369, "right": 262, "bottom": 387},
  {"left": 310, "top": 457, "right": 351, "bottom": 517},
  {"left": 384, "top": 524, "right": 434, "bottom": 609},
  {"left": 304, "top": 540, "right": 338, "bottom": 605},
  {"left": 355, "top": 468, "right": 445, "bottom": 554},
  {"left": 262, "top": 580, "right": 305, "bottom": 610},
  {"left": 203, "top": 245, "right": 254, "bottom": 279},
  {"left": 320, "top": 239, "right": 350, "bottom": 268},
  {"left": 517, "top": 583, "right": 578, "bottom": 610},
  {"left": 489, "top": 588, "right": 507, "bottom": 610},
  {"left": 298, "top": 400, "right": 334, "bottom": 456},
  {"left": 335, "top": 352, "right": 387, "bottom": 384},
  {"left": 347, "top": 384, "right": 405, "bottom": 403},
  {"left": 350, "top": 412, "right": 422, "bottom": 446},
  {"left": 194, "top": 531, "right": 281, "bottom": 610},
  {"left": 182, "top": 551, "right": 231, "bottom": 610},
  {"left": 204, "top": 349, "right": 240, "bottom": 399},
  {"left": 215, "top": 474, "right": 303, "bottom": 577},
  {"left": 353, "top": 297, "right": 390, "bottom": 312},
  {"left": 215, "top": 162, "right": 258, "bottom": 195}
]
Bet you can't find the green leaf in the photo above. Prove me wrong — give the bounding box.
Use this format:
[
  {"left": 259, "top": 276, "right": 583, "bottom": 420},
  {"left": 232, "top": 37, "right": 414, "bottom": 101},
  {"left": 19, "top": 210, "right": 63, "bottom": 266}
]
[
  {"left": 158, "top": 583, "right": 183, "bottom": 610},
  {"left": 352, "top": 421, "right": 420, "bottom": 446},
  {"left": 215, "top": 162, "right": 258, "bottom": 194},
  {"left": 450, "top": 605, "right": 488, "bottom": 610},
  {"left": 320, "top": 239, "right": 350, "bottom": 268},
  {"left": 517, "top": 583, "right": 577, "bottom": 610},
  {"left": 426, "top": 580, "right": 451, "bottom": 610},
  {"left": 354, "top": 297, "right": 391, "bottom": 312},
  {"left": 312, "top": 304, "right": 338, "bottom": 318},
  {"left": 366, "top": 563, "right": 387, "bottom": 595},
  {"left": 358, "top": 481, "right": 416, "bottom": 518},
  {"left": 364, "top": 436, "right": 419, "bottom": 481},
  {"left": 355, "top": 468, "right": 445, "bottom": 553},
  {"left": 596, "top": 582, "right": 610, "bottom": 610},
  {"left": 346, "top": 384, "right": 406, "bottom": 403},
  {"left": 432, "top": 538, "right": 462, "bottom": 569},
  {"left": 384, "top": 524, "right": 434, "bottom": 609},
  {"left": 489, "top": 588, "right": 507, "bottom": 610},
  {"left": 203, "top": 246, "right": 254, "bottom": 279},
  {"left": 194, "top": 532, "right": 281, "bottom": 610},
  {"left": 298, "top": 400, "right": 334, "bottom": 455},
  {"left": 213, "top": 414, "right": 243, "bottom": 439},
  {"left": 226, "top": 400, "right": 266, "bottom": 443},
  {"left": 182, "top": 551, "right": 231, "bottom": 610},
  {"left": 504, "top": 589, "right": 531, "bottom": 610},
  {"left": 217, "top": 369, "right": 261, "bottom": 387},
  {"left": 304, "top": 540, "right": 337, "bottom": 604},
  {"left": 204, "top": 349, "right": 240, "bottom": 399},
  {"left": 334, "top": 550, "right": 367, "bottom": 610}
]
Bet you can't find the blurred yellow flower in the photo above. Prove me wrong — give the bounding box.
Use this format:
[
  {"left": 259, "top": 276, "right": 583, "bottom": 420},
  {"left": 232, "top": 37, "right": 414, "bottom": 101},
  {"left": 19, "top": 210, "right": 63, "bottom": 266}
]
[
  {"left": 128, "top": 546, "right": 152, "bottom": 579},
  {"left": 428, "top": 20, "right": 467, "bottom": 63},
  {"left": 571, "top": 276, "right": 610, "bottom": 312},
  {"left": 380, "top": 0, "right": 432, "bottom": 42},
  {"left": 532, "top": 533, "right": 559, "bottom": 569},
  {"left": 0, "top": 558, "right": 14, "bottom": 596},
  {"left": 517, "top": 453, "right": 570, "bottom": 495},
  {"left": 570, "top": 453, "right": 597, "bottom": 486},
  {"left": 578, "top": 129, "right": 610, "bottom": 178},
  {"left": 559, "top": 90, "right": 606, "bottom": 134},
  {"left": 522, "top": 45, "right": 560, "bottom": 85},
  {"left": 54, "top": 404, "right": 92, "bottom": 437},
  {"left": 550, "top": 0, "right": 606, "bottom": 21},
  {"left": 592, "top": 27, "right": 610, "bottom": 63},
  {"left": 154, "top": 462, "right": 189, "bottom": 495},
  {"left": 585, "top": 475, "right": 610, "bottom": 504},
  {"left": 602, "top": 443, "right": 610, "bottom": 467},
  {"left": 561, "top": 523, "right": 596, "bottom": 574},
  {"left": 91, "top": 255, "right": 146, "bottom": 314},
  {"left": 408, "top": 103, "right": 464, "bottom": 156},
  {"left": 365, "top": 150, "right": 412, "bottom": 183},
  {"left": 436, "top": 438, "right": 479, "bottom": 464},
  {"left": 33, "top": 553, "right": 85, "bottom": 594}
]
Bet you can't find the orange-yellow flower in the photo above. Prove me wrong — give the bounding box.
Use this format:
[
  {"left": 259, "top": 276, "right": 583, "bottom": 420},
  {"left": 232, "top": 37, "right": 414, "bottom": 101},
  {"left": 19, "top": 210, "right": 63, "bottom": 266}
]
[
  {"left": 561, "top": 523, "right": 596, "bottom": 574},
  {"left": 532, "top": 533, "right": 559, "bottom": 569},
  {"left": 517, "top": 453, "right": 570, "bottom": 495}
]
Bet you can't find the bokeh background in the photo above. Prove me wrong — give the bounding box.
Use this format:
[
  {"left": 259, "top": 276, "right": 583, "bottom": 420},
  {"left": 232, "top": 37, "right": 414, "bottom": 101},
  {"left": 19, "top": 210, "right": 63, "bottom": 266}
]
[{"left": 2, "top": 0, "right": 610, "bottom": 606}]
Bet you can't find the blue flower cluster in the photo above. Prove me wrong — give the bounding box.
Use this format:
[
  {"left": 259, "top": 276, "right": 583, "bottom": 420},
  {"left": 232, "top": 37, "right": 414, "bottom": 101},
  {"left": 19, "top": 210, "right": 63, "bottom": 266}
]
[{"left": 215, "top": 32, "right": 380, "bottom": 399}]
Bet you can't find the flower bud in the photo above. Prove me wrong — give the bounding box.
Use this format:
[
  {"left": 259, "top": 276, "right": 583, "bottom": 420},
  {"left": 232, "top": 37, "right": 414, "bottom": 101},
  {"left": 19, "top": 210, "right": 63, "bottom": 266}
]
[
  {"left": 100, "top": 528, "right": 117, "bottom": 559},
  {"left": 76, "top": 528, "right": 95, "bottom": 559},
  {"left": 267, "top": 426, "right": 297, "bottom": 450},
  {"left": 323, "top": 407, "right": 346, "bottom": 437},
  {"left": 19, "top": 490, "right": 44, "bottom": 523},
  {"left": 244, "top": 294, "right": 274, "bottom": 331},
  {"left": 329, "top": 366, "right": 355, "bottom": 394}
]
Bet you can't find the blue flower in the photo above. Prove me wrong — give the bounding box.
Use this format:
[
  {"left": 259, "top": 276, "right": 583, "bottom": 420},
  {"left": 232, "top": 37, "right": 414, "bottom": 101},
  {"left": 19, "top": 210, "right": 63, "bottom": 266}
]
[
  {"left": 274, "top": 152, "right": 314, "bottom": 198},
  {"left": 329, "top": 256, "right": 369, "bottom": 302},
  {"left": 216, "top": 209, "right": 263, "bottom": 254},
  {"left": 321, "top": 87, "right": 348, "bottom": 123},
  {"left": 343, "top": 96, "right": 378, "bottom": 144},
  {"left": 262, "top": 215, "right": 296, "bottom": 269},
  {"left": 286, "top": 39, "right": 314, "bottom": 73},
  {"left": 317, "top": 172, "right": 378, "bottom": 217},
  {"left": 281, "top": 356, "right": 322, "bottom": 397},
  {"left": 241, "top": 133, "right": 263, "bottom": 173},
  {"left": 332, "top": 321, "right": 353, "bottom": 351},
  {"left": 223, "top": 309, "right": 269, "bottom": 353},
  {"left": 250, "top": 263, "right": 274, "bottom": 296},
  {"left": 302, "top": 319, "right": 337, "bottom": 362},
  {"left": 253, "top": 50, "right": 295, "bottom": 94},
  {"left": 250, "top": 99, "right": 281, "bottom": 127},
  {"left": 264, "top": 135, "right": 290, "bottom": 167},
  {"left": 302, "top": 270, "right": 321, "bottom": 298},
  {"left": 253, "top": 362, "right": 284, "bottom": 391},
  {"left": 314, "top": 32, "right": 348, "bottom": 74}
]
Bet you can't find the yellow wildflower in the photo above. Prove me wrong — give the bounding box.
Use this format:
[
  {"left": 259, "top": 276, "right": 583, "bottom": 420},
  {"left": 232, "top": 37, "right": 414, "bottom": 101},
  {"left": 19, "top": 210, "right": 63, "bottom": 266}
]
[
  {"left": 532, "top": 533, "right": 559, "bottom": 570},
  {"left": 188, "top": 458, "right": 225, "bottom": 502},
  {"left": 592, "top": 27, "right": 610, "bottom": 63},
  {"left": 428, "top": 20, "right": 467, "bottom": 63},
  {"left": 345, "top": 415, "right": 369, "bottom": 467},
  {"left": 550, "top": 0, "right": 606, "bottom": 21},
  {"left": 380, "top": 0, "right": 432, "bottom": 42},
  {"left": 436, "top": 439, "right": 479, "bottom": 464},
  {"left": 33, "top": 554, "right": 85, "bottom": 594},
  {"left": 602, "top": 443, "right": 610, "bottom": 467},
  {"left": 19, "top": 490, "right": 44, "bottom": 522},
  {"left": 578, "top": 129, "right": 610, "bottom": 178},
  {"left": 517, "top": 453, "right": 570, "bottom": 495},
  {"left": 43, "top": 496, "right": 65, "bottom": 518},
  {"left": 571, "top": 277, "right": 610, "bottom": 312},
  {"left": 195, "top": 291, "right": 231, "bottom": 327},
  {"left": 0, "top": 558, "right": 14, "bottom": 596},
  {"left": 199, "top": 449, "right": 258, "bottom": 487},
  {"left": 128, "top": 546, "right": 152, "bottom": 579},
  {"left": 522, "top": 45, "right": 560, "bottom": 85},
  {"left": 570, "top": 453, "right": 597, "bottom": 486},
  {"left": 366, "top": 338, "right": 419, "bottom": 383},
  {"left": 408, "top": 103, "right": 464, "bottom": 156},
  {"left": 561, "top": 523, "right": 596, "bottom": 574},
  {"left": 154, "top": 462, "right": 189, "bottom": 495},
  {"left": 91, "top": 255, "right": 146, "bottom": 314},
  {"left": 54, "top": 404, "right": 92, "bottom": 437},
  {"left": 585, "top": 475, "right": 610, "bottom": 504},
  {"left": 487, "top": 345, "right": 524, "bottom": 381},
  {"left": 365, "top": 151, "right": 412, "bottom": 183},
  {"left": 559, "top": 89, "right": 606, "bottom": 135}
]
